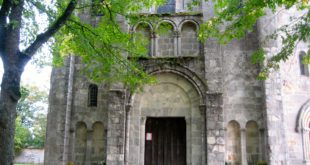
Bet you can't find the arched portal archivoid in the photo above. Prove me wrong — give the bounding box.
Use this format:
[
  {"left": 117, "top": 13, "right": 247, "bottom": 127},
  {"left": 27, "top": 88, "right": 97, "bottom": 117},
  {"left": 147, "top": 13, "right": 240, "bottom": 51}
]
[
  {"left": 296, "top": 99, "right": 310, "bottom": 162},
  {"left": 126, "top": 72, "right": 206, "bottom": 165}
]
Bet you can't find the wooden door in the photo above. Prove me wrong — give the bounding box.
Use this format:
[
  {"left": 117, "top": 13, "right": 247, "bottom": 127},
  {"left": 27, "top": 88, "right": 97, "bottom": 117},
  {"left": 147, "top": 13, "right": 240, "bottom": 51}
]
[{"left": 145, "top": 118, "right": 186, "bottom": 165}]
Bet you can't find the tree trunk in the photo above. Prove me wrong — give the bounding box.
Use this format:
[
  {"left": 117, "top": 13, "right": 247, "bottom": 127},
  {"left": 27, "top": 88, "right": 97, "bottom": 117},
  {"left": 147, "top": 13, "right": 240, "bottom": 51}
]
[
  {"left": 0, "top": 63, "right": 25, "bottom": 165},
  {"left": 0, "top": 0, "right": 76, "bottom": 164}
]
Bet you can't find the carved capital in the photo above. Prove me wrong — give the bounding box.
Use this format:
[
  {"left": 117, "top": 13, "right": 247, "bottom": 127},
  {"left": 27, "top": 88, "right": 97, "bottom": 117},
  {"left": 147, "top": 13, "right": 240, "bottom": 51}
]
[
  {"left": 173, "top": 30, "right": 180, "bottom": 37},
  {"left": 199, "top": 104, "right": 206, "bottom": 116},
  {"left": 151, "top": 32, "right": 157, "bottom": 38},
  {"left": 125, "top": 104, "right": 132, "bottom": 113}
]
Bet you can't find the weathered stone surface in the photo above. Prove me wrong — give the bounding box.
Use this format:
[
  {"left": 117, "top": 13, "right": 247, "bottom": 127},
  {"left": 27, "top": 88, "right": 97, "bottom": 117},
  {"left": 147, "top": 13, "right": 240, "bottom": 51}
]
[{"left": 45, "top": 2, "right": 310, "bottom": 165}]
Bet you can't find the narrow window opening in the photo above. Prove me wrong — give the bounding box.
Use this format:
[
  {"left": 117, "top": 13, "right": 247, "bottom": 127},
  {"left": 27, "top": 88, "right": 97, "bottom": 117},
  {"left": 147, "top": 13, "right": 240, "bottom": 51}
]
[
  {"left": 157, "top": 0, "right": 176, "bottom": 14},
  {"left": 299, "top": 52, "right": 309, "bottom": 76},
  {"left": 88, "top": 84, "right": 98, "bottom": 107}
]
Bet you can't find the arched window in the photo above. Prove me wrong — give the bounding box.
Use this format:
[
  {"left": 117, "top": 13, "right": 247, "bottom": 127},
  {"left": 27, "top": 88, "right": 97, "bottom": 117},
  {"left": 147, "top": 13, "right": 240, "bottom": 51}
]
[
  {"left": 246, "top": 121, "right": 260, "bottom": 164},
  {"left": 74, "top": 122, "right": 87, "bottom": 165},
  {"left": 157, "top": 0, "right": 176, "bottom": 13},
  {"left": 302, "top": 109, "right": 310, "bottom": 162},
  {"left": 156, "top": 22, "right": 175, "bottom": 57},
  {"left": 299, "top": 52, "right": 309, "bottom": 76},
  {"left": 91, "top": 122, "right": 106, "bottom": 164},
  {"left": 226, "top": 120, "right": 242, "bottom": 165},
  {"left": 88, "top": 84, "right": 98, "bottom": 107},
  {"left": 180, "top": 21, "right": 199, "bottom": 56},
  {"left": 135, "top": 23, "right": 152, "bottom": 56}
]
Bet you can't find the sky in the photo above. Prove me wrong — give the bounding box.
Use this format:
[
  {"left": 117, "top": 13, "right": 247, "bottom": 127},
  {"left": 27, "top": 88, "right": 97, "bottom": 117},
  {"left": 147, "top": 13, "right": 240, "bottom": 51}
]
[
  {"left": 0, "top": 61, "right": 52, "bottom": 92},
  {"left": 0, "top": 0, "right": 53, "bottom": 93}
]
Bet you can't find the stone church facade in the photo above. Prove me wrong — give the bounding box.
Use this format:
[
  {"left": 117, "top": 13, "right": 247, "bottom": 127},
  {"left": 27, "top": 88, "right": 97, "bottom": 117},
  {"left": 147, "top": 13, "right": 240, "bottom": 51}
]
[{"left": 45, "top": 1, "right": 310, "bottom": 165}]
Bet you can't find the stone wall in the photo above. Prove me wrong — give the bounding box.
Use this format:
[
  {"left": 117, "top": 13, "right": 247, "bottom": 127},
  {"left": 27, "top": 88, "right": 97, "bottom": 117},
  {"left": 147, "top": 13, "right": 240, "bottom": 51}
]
[
  {"left": 45, "top": 58, "right": 71, "bottom": 165},
  {"left": 74, "top": 122, "right": 87, "bottom": 165},
  {"left": 45, "top": 1, "right": 310, "bottom": 165},
  {"left": 256, "top": 8, "right": 310, "bottom": 165},
  {"left": 226, "top": 121, "right": 242, "bottom": 165},
  {"left": 280, "top": 42, "right": 310, "bottom": 165},
  {"left": 180, "top": 22, "right": 200, "bottom": 57},
  {"left": 157, "top": 23, "right": 175, "bottom": 57}
]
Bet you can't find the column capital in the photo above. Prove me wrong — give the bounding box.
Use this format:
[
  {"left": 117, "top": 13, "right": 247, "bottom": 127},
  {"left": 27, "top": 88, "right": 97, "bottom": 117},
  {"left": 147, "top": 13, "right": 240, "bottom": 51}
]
[
  {"left": 151, "top": 32, "right": 157, "bottom": 38},
  {"left": 125, "top": 104, "right": 131, "bottom": 113},
  {"left": 173, "top": 30, "right": 180, "bottom": 37}
]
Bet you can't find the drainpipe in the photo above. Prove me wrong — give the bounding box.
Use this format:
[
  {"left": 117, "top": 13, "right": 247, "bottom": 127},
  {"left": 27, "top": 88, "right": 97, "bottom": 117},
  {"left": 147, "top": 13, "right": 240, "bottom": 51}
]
[{"left": 63, "top": 55, "right": 76, "bottom": 165}]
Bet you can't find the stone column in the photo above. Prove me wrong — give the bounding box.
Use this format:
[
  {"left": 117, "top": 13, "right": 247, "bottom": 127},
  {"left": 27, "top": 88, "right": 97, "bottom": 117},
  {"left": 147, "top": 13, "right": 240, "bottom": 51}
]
[
  {"left": 241, "top": 128, "right": 248, "bottom": 165},
  {"left": 303, "top": 128, "right": 310, "bottom": 163},
  {"left": 151, "top": 32, "right": 156, "bottom": 57},
  {"left": 174, "top": 30, "right": 180, "bottom": 56},
  {"left": 124, "top": 104, "right": 131, "bottom": 165},
  {"left": 63, "top": 55, "right": 76, "bottom": 165},
  {"left": 106, "top": 89, "right": 126, "bottom": 165},
  {"left": 85, "top": 130, "right": 93, "bottom": 165},
  {"left": 199, "top": 105, "right": 207, "bottom": 164},
  {"left": 154, "top": 32, "right": 158, "bottom": 57}
]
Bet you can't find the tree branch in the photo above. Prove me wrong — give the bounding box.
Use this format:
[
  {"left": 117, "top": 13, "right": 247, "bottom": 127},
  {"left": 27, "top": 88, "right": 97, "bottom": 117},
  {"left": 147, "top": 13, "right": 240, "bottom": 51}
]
[
  {"left": 0, "top": 0, "right": 12, "bottom": 54},
  {"left": 27, "top": 0, "right": 56, "bottom": 19},
  {"left": 68, "top": 18, "right": 99, "bottom": 37},
  {"left": 2, "top": 0, "right": 24, "bottom": 67},
  {"left": 23, "top": 0, "right": 77, "bottom": 57},
  {"left": 0, "top": 0, "right": 12, "bottom": 24}
]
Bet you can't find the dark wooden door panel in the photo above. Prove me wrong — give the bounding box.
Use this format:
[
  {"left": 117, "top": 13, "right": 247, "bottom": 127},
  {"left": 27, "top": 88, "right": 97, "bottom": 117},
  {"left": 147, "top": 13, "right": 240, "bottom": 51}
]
[{"left": 145, "top": 118, "right": 186, "bottom": 165}]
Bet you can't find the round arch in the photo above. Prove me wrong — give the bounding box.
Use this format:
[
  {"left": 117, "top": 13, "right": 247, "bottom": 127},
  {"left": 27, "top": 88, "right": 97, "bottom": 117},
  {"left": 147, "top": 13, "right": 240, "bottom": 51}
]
[
  {"left": 155, "top": 19, "right": 177, "bottom": 31},
  {"left": 296, "top": 99, "right": 310, "bottom": 132},
  {"left": 127, "top": 64, "right": 207, "bottom": 106},
  {"left": 132, "top": 21, "right": 154, "bottom": 32},
  {"left": 296, "top": 99, "right": 310, "bottom": 162},
  {"left": 125, "top": 70, "right": 206, "bottom": 165},
  {"left": 178, "top": 19, "right": 200, "bottom": 32}
]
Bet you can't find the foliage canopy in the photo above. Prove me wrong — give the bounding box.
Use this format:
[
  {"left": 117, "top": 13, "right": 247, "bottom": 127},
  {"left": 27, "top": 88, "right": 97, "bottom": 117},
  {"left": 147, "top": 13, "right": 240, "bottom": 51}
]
[
  {"left": 14, "top": 85, "right": 47, "bottom": 152},
  {"left": 0, "top": 0, "right": 309, "bottom": 164},
  {"left": 0, "top": 1, "right": 163, "bottom": 163},
  {"left": 199, "top": 0, "right": 310, "bottom": 79}
]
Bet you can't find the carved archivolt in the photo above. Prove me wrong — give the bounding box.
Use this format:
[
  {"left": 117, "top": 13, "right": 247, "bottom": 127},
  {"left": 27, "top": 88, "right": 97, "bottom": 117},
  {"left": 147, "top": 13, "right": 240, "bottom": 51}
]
[
  {"left": 132, "top": 19, "right": 200, "bottom": 57},
  {"left": 296, "top": 99, "right": 310, "bottom": 162}
]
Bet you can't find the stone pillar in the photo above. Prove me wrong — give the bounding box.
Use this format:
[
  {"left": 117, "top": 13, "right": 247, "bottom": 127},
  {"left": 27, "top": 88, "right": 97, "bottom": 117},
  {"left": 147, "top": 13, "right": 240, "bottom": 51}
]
[
  {"left": 174, "top": 30, "right": 180, "bottom": 56},
  {"left": 85, "top": 130, "right": 93, "bottom": 165},
  {"left": 206, "top": 93, "right": 225, "bottom": 165},
  {"left": 63, "top": 55, "right": 76, "bottom": 165},
  {"left": 106, "top": 89, "right": 126, "bottom": 165},
  {"left": 241, "top": 128, "right": 248, "bottom": 165},
  {"left": 199, "top": 105, "right": 207, "bottom": 164},
  {"left": 302, "top": 128, "right": 310, "bottom": 163},
  {"left": 124, "top": 104, "right": 131, "bottom": 165},
  {"left": 154, "top": 32, "right": 158, "bottom": 57},
  {"left": 151, "top": 32, "right": 156, "bottom": 57},
  {"left": 257, "top": 9, "right": 288, "bottom": 165}
]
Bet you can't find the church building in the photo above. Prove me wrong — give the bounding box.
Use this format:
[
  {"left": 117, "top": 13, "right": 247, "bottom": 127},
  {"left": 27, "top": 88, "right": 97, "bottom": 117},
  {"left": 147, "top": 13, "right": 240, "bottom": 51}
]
[{"left": 44, "top": 0, "right": 310, "bottom": 165}]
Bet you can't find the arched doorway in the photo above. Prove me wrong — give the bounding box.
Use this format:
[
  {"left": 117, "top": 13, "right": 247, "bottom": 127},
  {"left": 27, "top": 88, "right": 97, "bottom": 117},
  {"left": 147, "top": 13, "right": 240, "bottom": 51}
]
[{"left": 126, "top": 72, "right": 205, "bottom": 165}]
